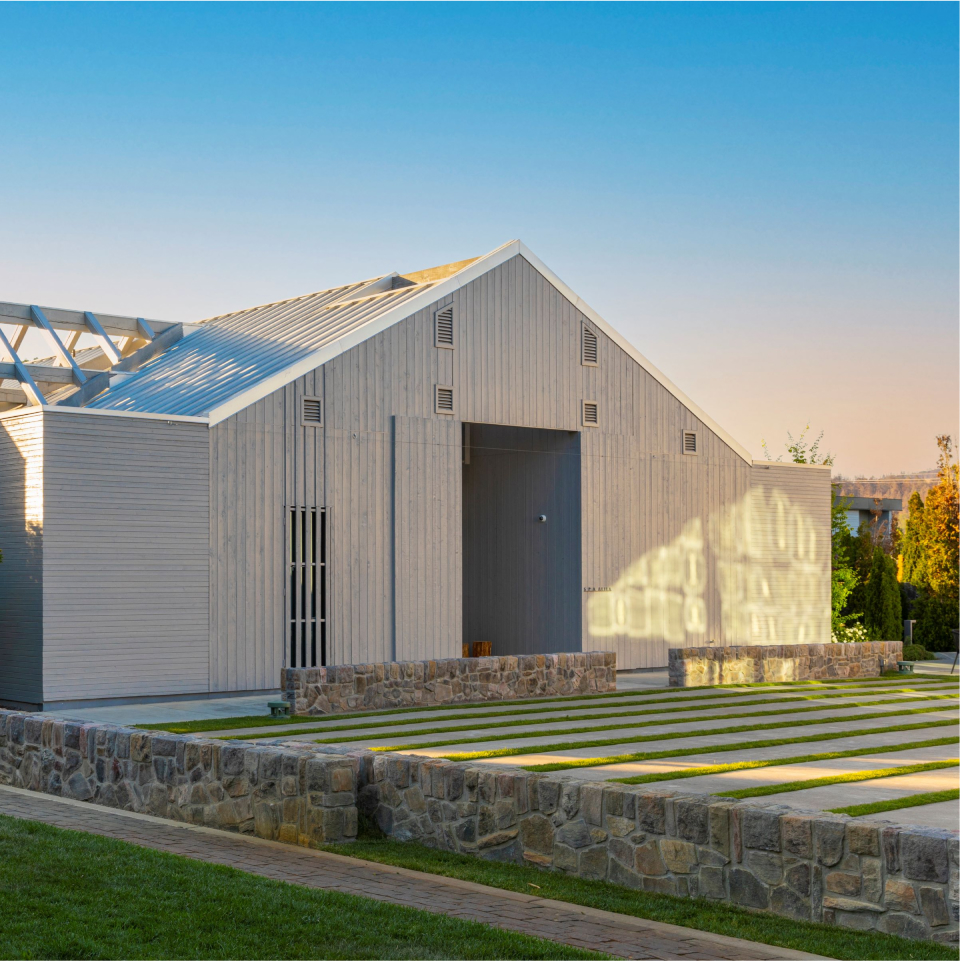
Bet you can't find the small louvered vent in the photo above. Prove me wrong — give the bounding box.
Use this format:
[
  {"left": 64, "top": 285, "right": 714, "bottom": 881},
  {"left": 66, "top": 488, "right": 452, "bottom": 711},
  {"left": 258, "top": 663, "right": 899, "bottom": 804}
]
[
  {"left": 582, "top": 326, "right": 598, "bottom": 365},
  {"left": 683, "top": 430, "right": 698, "bottom": 454},
  {"left": 435, "top": 305, "right": 454, "bottom": 347},
  {"left": 302, "top": 396, "right": 323, "bottom": 427},
  {"left": 435, "top": 385, "right": 454, "bottom": 414},
  {"left": 582, "top": 400, "right": 599, "bottom": 427}
]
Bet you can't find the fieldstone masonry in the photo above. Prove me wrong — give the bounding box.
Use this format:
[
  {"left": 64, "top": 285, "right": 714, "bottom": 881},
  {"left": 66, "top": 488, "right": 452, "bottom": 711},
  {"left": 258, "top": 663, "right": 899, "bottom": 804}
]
[
  {"left": 283, "top": 651, "right": 617, "bottom": 715},
  {"left": 1, "top": 708, "right": 956, "bottom": 943},
  {"left": 0, "top": 710, "right": 357, "bottom": 846},
  {"left": 669, "top": 642, "right": 903, "bottom": 687}
]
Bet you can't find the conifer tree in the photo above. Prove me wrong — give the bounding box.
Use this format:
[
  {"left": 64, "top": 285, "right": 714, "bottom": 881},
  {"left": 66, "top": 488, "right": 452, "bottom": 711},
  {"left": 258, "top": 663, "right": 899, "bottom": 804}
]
[{"left": 899, "top": 491, "right": 927, "bottom": 588}]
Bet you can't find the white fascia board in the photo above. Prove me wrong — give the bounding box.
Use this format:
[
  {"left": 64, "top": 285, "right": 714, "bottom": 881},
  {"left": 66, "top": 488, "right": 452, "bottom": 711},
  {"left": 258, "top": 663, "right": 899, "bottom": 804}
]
[
  {"left": 514, "top": 242, "right": 754, "bottom": 465},
  {"left": 206, "top": 241, "right": 521, "bottom": 425},
  {"left": 0, "top": 405, "right": 209, "bottom": 426}
]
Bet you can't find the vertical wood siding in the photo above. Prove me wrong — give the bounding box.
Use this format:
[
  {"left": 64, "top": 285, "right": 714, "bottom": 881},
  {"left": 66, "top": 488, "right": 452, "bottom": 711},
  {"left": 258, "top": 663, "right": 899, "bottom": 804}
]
[
  {"left": 41, "top": 411, "right": 210, "bottom": 701},
  {"left": 394, "top": 415, "right": 462, "bottom": 660},
  {"left": 0, "top": 412, "right": 44, "bottom": 706}
]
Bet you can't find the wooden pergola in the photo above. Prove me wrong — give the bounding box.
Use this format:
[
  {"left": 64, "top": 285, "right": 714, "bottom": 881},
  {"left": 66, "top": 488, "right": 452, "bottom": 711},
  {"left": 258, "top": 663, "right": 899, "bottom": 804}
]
[{"left": 0, "top": 302, "right": 189, "bottom": 409}]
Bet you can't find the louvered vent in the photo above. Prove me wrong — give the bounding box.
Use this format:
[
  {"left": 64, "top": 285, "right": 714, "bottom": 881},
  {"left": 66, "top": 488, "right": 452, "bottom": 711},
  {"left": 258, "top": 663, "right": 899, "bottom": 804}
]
[
  {"left": 302, "top": 396, "right": 322, "bottom": 427},
  {"left": 435, "top": 305, "right": 454, "bottom": 347},
  {"left": 435, "top": 385, "right": 454, "bottom": 414},
  {"left": 683, "top": 430, "right": 698, "bottom": 454},
  {"left": 582, "top": 400, "right": 599, "bottom": 427},
  {"left": 582, "top": 326, "right": 598, "bottom": 365}
]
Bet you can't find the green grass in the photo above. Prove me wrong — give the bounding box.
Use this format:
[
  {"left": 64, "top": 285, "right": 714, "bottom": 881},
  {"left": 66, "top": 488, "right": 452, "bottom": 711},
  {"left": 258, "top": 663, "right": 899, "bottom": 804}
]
[
  {"left": 367, "top": 696, "right": 959, "bottom": 752},
  {"left": 135, "top": 675, "right": 953, "bottom": 734},
  {"left": 321, "top": 837, "right": 955, "bottom": 961},
  {"left": 419, "top": 704, "right": 957, "bottom": 761},
  {"left": 718, "top": 759, "right": 960, "bottom": 799},
  {"left": 251, "top": 688, "right": 959, "bottom": 745},
  {"left": 830, "top": 788, "right": 960, "bottom": 817},
  {"left": 0, "top": 814, "right": 600, "bottom": 960},
  {"left": 610, "top": 735, "right": 959, "bottom": 785}
]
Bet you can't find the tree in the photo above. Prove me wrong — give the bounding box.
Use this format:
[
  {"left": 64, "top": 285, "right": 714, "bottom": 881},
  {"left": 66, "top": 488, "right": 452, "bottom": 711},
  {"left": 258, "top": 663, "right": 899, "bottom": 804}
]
[
  {"left": 863, "top": 546, "right": 902, "bottom": 641},
  {"left": 899, "top": 492, "right": 928, "bottom": 589},
  {"left": 921, "top": 436, "right": 959, "bottom": 606},
  {"left": 830, "top": 486, "right": 860, "bottom": 635}
]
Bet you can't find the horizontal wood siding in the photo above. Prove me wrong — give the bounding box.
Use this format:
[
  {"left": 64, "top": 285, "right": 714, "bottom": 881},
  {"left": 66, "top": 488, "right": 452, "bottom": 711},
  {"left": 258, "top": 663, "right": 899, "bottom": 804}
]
[
  {"left": 0, "top": 412, "right": 44, "bottom": 705},
  {"left": 41, "top": 411, "right": 210, "bottom": 701}
]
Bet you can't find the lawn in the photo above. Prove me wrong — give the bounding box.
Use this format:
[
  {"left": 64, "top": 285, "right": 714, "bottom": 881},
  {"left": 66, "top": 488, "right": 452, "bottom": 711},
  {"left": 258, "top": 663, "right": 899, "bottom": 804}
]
[{"left": 0, "top": 815, "right": 600, "bottom": 961}]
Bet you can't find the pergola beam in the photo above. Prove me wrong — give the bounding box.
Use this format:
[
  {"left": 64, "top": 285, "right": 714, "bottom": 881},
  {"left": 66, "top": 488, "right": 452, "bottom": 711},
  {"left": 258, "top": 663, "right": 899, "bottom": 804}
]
[
  {"left": 0, "top": 301, "right": 176, "bottom": 339},
  {"left": 30, "top": 306, "right": 87, "bottom": 384},
  {"left": 0, "top": 327, "right": 44, "bottom": 406},
  {"left": 84, "top": 311, "right": 123, "bottom": 365},
  {"left": 0, "top": 362, "right": 75, "bottom": 384}
]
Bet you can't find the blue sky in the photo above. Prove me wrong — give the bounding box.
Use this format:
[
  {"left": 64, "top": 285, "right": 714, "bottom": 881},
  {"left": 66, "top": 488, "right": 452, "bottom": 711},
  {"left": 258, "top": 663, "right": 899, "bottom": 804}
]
[{"left": 1, "top": 2, "right": 956, "bottom": 475}]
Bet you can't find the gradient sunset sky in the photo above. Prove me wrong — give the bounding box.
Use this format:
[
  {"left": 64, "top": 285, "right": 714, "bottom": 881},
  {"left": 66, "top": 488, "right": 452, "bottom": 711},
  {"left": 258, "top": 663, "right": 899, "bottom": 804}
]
[{"left": 2, "top": 3, "right": 956, "bottom": 477}]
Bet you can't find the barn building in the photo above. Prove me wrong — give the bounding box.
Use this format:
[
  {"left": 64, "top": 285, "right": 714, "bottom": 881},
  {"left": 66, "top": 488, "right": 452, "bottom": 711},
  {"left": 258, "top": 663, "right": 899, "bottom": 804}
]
[{"left": 0, "top": 241, "right": 831, "bottom": 709}]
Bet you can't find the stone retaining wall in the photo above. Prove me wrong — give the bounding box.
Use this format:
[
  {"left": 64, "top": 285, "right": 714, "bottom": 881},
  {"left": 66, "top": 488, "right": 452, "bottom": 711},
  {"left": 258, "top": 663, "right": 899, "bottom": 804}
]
[
  {"left": 1, "top": 708, "right": 955, "bottom": 943},
  {"left": 669, "top": 643, "right": 903, "bottom": 688},
  {"left": 0, "top": 711, "right": 357, "bottom": 845},
  {"left": 282, "top": 651, "right": 616, "bottom": 715},
  {"left": 350, "top": 749, "right": 957, "bottom": 944}
]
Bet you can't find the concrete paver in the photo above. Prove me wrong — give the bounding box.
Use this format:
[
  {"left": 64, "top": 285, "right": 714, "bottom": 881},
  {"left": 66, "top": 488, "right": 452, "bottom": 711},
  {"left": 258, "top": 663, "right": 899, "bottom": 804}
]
[
  {"left": 859, "top": 800, "right": 959, "bottom": 830},
  {"left": 0, "top": 784, "right": 825, "bottom": 961},
  {"left": 637, "top": 744, "right": 958, "bottom": 796},
  {"left": 762, "top": 768, "right": 960, "bottom": 823}
]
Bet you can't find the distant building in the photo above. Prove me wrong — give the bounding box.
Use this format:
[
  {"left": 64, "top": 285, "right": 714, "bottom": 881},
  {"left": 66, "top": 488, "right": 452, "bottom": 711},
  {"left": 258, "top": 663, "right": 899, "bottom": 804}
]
[{"left": 844, "top": 497, "right": 902, "bottom": 534}]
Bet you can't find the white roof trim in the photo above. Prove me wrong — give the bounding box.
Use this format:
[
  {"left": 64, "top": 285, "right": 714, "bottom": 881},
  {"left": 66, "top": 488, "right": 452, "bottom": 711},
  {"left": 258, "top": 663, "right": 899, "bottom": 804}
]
[
  {"left": 0, "top": 405, "right": 209, "bottom": 425},
  {"left": 203, "top": 238, "right": 753, "bottom": 463}
]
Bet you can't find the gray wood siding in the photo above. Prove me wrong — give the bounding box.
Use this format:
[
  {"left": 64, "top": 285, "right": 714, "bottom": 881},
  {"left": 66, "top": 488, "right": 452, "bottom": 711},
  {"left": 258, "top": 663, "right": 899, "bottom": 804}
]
[
  {"left": 394, "top": 415, "right": 462, "bottom": 661},
  {"left": 207, "top": 253, "right": 829, "bottom": 677},
  {"left": 41, "top": 411, "right": 210, "bottom": 701},
  {"left": 0, "top": 411, "right": 44, "bottom": 706},
  {"left": 209, "top": 392, "right": 285, "bottom": 692}
]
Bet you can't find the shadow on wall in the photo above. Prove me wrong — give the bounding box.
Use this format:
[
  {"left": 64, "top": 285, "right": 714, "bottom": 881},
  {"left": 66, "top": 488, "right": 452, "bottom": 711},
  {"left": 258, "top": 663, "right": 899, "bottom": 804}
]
[{"left": 587, "top": 488, "right": 827, "bottom": 647}]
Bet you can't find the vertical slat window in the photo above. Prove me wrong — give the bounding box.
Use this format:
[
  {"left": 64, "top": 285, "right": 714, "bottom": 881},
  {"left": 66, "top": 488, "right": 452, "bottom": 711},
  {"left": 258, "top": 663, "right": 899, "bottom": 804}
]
[{"left": 287, "top": 507, "right": 326, "bottom": 667}]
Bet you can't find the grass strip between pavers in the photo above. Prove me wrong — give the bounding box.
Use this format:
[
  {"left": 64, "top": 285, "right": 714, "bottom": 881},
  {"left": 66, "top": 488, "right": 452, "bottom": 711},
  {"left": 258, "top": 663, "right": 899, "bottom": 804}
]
[
  {"left": 437, "top": 706, "right": 958, "bottom": 762},
  {"left": 717, "top": 759, "right": 960, "bottom": 799},
  {"left": 829, "top": 788, "right": 960, "bottom": 817},
  {"left": 363, "top": 697, "right": 959, "bottom": 752},
  {"left": 522, "top": 719, "right": 960, "bottom": 772},
  {"left": 134, "top": 674, "right": 953, "bottom": 734},
  {"left": 609, "top": 735, "right": 960, "bottom": 785},
  {"left": 223, "top": 685, "right": 958, "bottom": 742},
  {"left": 322, "top": 838, "right": 956, "bottom": 961}
]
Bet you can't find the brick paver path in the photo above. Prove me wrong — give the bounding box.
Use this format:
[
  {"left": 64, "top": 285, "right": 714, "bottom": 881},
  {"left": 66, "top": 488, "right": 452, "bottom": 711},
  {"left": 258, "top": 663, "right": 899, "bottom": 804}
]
[{"left": 0, "top": 785, "right": 826, "bottom": 961}]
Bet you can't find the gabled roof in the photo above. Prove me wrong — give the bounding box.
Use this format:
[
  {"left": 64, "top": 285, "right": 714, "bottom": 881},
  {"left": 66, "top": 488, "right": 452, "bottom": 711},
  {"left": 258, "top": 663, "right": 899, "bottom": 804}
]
[{"left": 7, "top": 241, "right": 753, "bottom": 462}]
